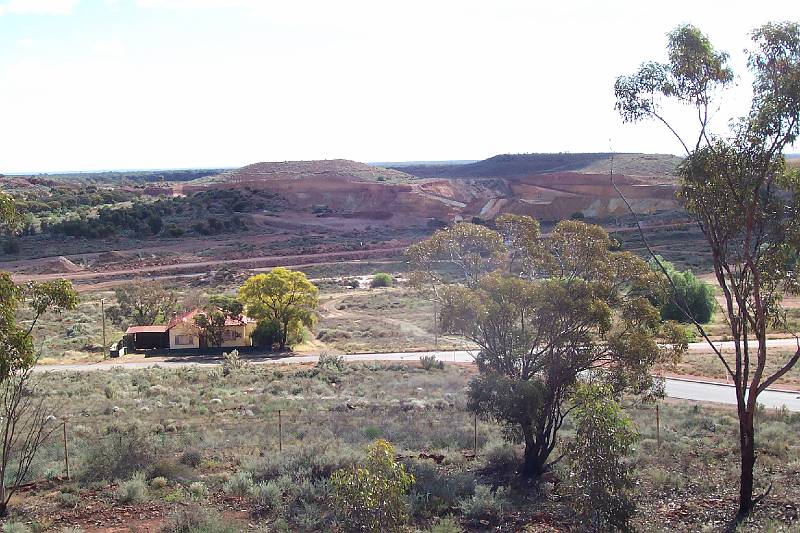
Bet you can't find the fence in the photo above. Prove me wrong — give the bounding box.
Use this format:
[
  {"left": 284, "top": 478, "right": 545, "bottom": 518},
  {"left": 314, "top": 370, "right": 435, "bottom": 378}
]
[
  {"left": 9, "top": 398, "right": 676, "bottom": 490},
  {"left": 9, "top": 404, "right": 487, "bottom": 488}
]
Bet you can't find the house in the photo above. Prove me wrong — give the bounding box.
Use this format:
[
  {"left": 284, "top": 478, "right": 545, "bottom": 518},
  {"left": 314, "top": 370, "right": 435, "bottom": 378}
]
[{"left": 125, "top": 308, "right": 257, "bottom": 351}]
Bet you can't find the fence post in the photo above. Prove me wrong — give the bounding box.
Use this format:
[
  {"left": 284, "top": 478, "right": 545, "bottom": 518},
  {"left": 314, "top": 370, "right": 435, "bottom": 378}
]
[
  {"left": 278, "top": 410, "right": 283, "bottom": 453},
  {"left": 656, "top": 404, "right": 661, "bottom": 449},
  {"left": 473, "top": 414, "right": 478, "bottom": 457},
  {"left": 62, "top": 419, "right": 70, "bottom": 480}
]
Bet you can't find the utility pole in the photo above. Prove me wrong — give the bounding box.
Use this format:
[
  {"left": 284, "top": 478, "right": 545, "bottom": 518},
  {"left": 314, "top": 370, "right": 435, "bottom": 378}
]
[{"left": 101, "top": 298, "right": 107, "bottom": 355}]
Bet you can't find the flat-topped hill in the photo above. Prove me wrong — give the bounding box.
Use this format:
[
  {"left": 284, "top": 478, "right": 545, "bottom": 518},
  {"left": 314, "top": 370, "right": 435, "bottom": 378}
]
[
  {"left": 390, "top": 153, "right": 682, "bottom": 180},
  {"left": 198, "top": 159, "right": 416, "bottom": 185}
]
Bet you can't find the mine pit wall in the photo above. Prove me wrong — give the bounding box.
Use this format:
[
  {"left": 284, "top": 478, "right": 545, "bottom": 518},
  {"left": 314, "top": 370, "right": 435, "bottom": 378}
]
[{"left": 183, "top": 171, "right": 678, "bottom": 226}]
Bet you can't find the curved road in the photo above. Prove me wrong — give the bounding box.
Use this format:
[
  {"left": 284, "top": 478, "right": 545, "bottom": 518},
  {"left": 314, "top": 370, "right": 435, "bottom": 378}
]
[{"left": 35, "top": 346, "right": 800, "bottom": 412}]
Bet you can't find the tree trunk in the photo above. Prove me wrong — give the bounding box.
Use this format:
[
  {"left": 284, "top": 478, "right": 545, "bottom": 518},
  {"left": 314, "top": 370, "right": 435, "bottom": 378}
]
[
  {"left": 737, "top": 409, "right": 756, "bottom": 521},
  {"left": 521, "top": 433, "right": 548, "bottom": 478},
  {"left": 279, "top": 321, "right": 288, "bottom": 351}
]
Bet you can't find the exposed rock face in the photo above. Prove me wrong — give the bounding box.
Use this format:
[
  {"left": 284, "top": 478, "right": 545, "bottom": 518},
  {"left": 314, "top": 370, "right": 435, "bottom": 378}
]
[{"left": 186, "top": 155, "right": 681, "bottom": 225}]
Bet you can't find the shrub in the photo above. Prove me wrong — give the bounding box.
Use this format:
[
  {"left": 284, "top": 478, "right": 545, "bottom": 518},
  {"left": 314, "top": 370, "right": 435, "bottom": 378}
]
[
  {"left": 80, "top": 426, "right": 156, "bottom": 482},
  {"left": 160, "top": 505, "right": 237, "bottom": 533},
  {"left": 58, "top": 491, "right": 79, "bottom": 508},
  {"left": 316, "top": 353, "right": 346, "bottom": 372},
  {"left": 248, "top": 442, "right": 361, "bottom": 482},
  {"left": 483, "top": 440, "right": 518, "bottom": 472},
  {"left": 370, "top": 273, "right": 393, "bottom": 288},
  {"left": 117, "top": 472, "right": 148, "bottom": 503},
  {"left": 60, "top": 528, "right": 85, "bottom": 533},
  {"left": 151, "top": 476, "right": 169, "bottom": 489},
  {"left": 565, "top": 383, "right": 638, "bottom": 531},
  {"left": 252, "top": 480, "right": 283, "bottom": 518},
  {"left": 330, "top": 439, "right": 414, "bottom": 533},
  {"left": 222, "top": 349, "right": 246, "bottom": 376},
  {"left": 420, "top": 355, "right": 444, "bottom": 371},
  {"left": 188, "top": 481, "right": 208, "bottom": 500},
  {"left": 147, "top": 459, "right": 193, "bottom": 483},
  {"left": 407, "top": 460, "right": 474, "bottom": 517},
  {"left": 223, "top": 471, "right": 254, "bottom": 496},
  {"left": 425, "top": 516, "right": 464, "bottom": 533},
  {"left": 1, "top": 524, "right": 30, "bottom": 533},
  {"left": 458, "top": 484, "right": 507, "bottom": 523},
  {"left": 179, "top": 449, "right": 203, "bottom": 468}
]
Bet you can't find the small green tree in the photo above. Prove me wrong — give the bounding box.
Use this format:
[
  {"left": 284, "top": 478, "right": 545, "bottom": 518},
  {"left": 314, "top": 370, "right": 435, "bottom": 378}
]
[
  {"left": 648, "top": 257, "right": 715, "bottom": 323},
  {"left": 330, "top": 439, "right": 415, "bottom": 533},
  {"left": 0, "top": 192, "right": 78, "bottom": 516},
  {"left": 106, "top": 282, "right": 178, "bottom": 328},
  {"left": 370, "top": 273, "right": 393, "bottom": 288},
  {"left": 566, "top": 383, "right": 638, "bottom": 532},
  {"left": 409, "top": 218, "right": 686, "bottom": 477},
  {"left": 238, "top": 268, "right": 318, "bottom": 351},
  {"left": 193, "top": 308, "right": 227, "bottom": 348}
]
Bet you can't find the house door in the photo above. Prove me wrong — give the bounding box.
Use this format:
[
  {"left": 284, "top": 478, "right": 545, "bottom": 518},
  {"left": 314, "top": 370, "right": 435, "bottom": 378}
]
[{"left": 199, "top": 335, "right": 208, "bottom": 348}]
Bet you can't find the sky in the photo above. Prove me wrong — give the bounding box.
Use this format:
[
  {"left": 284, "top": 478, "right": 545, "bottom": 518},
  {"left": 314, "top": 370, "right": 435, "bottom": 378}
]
[{"left": 1, "top": 0, "right": 799, "bottom": 173}]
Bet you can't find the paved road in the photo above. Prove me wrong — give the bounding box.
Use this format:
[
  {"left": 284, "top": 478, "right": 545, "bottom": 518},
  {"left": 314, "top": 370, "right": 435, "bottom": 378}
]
[{"left": 35, "top": 347, "right": 800, "bottom": 412}]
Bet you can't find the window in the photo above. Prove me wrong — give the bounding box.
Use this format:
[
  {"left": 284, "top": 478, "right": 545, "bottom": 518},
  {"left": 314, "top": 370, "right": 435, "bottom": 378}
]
[
  {"left": 223, "top": 329, "right": 240, "bottom": 341},
  {"left": 175, "top": 334, "right": 194, "bottom": 346}
]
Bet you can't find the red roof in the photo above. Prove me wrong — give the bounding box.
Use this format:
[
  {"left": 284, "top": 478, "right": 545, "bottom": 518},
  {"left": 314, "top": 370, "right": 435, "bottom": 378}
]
[
  {"left": 126, "top": 308, "right": 255, "bottom": 335},
  {"left": 166, "top": 308, "right": 256, "bottom": 329},
  {"left": 125, "top": 325, "right": 169, "bottom": 334}
]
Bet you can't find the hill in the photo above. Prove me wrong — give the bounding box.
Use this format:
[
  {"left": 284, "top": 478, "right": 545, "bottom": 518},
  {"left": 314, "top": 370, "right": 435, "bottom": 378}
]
[
  {"left": 196, "top": 159, "right": 417, "bottom": 185},
  {"left": 390, "top": 153, "right": 682, "bottom": 180}
]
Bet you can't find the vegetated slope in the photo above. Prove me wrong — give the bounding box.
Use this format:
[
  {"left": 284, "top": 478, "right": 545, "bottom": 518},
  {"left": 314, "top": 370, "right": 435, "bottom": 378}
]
[
  {"left": 197, "top": 159, "right": 417, "bottom": 185},
  {"left": 390, "top": 152, "right": 682, "bottom": 180}
]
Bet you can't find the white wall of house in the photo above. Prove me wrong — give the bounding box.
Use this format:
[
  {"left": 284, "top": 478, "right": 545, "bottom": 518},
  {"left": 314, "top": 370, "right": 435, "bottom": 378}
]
[
  {"left": 169, "top": 322, "right": 200, "bottom": 349},
  {"left": 220, "top": 323, "right": 257, "bottom": 348}
]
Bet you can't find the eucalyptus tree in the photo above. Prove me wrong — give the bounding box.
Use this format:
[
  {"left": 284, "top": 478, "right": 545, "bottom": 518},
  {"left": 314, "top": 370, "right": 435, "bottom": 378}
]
[
  {"left": 407, "top": 217, "right": 685, "bottom": 477},
  {"left": 615, "top": 22, "right": 800, "bottom": 521},
  {"left": 0, "top": 191, "right": 78, "bottom": 516}
]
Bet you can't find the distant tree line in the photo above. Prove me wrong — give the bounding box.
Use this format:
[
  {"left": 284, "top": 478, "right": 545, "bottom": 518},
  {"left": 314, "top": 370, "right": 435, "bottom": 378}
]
[{"left": 41, "top": 188, "right": 283, "bottom": 240}]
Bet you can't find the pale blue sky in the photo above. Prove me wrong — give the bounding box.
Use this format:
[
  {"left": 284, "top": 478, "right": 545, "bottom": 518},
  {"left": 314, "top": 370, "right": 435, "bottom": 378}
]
[{"left": 1, "top": 0, "right": 798, "bottom": 173}]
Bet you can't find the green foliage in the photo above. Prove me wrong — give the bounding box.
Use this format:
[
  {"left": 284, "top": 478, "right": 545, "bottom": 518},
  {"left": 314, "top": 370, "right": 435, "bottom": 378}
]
[
  {"left": 420, "top": 355, "right": 444, "bottom": 371},
  {"left": 1, "top": 523, "right": 31, "bottom": 533},
  {"left": 222, "top": 349, "right": 246, "bottom": 376},
  {"left": 424, "top": 516, "right": 464, "bottom": 533},
  {"left": 187, "top": 482, "right": 208, "bottom": 501},
  {"left": 117, "top": 472, "right": 148, "bottom": 503},
  {"left": 407, "top": 460, "right": 474, "bottom": 517},
  {"left": 370, "top": 273, "right": 393, "bottom": 288},
  {"left": 161, "top": 505, "right": 237, "bottom": 533},
  {"left": 616, "top": 21, "right": 800, "bottom": 518},
  {"left": 179, "top": 450, "right": 202, "bottom": 468},
  {"left": 239, "top": 268, "right": 319, "bottom": 350},
  {"left": 330, "top": 439, "right": 415, "bottom": 533},
  {"left": 316, "top": 353, "right": 346, "bottom": 372},
  {"left": 0, "top": 273, "right": 78, "bottom": 380},
  {"left": 223, "top": 471, "right": 255, "bottom": 496},
  {"left": 410, "top": 216, "right": 685, "bottom": 477},
  {"left": 80, "top": 426, "right": 156, "bottom": 482},
  {"left": 207, "top": 294, "right": 243, "bottom": 316},
  {"left": 566, "top": 383, "right": 639, "bottom": 531},
  {"left": 457, "top": 484, "right": 507, "bottom": 523},
  {"left": 193, "top": 308, "right": 227, "bottom": 348},
  {"left": 106, "top": 282, "right": 177, "bottom": 328},
  {"left": 649, "top": 257, "right": 715, "bottom": 323}
]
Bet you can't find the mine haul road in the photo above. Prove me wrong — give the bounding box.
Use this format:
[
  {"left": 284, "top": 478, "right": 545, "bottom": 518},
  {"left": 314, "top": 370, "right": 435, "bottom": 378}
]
[{"left": 34, "top": 340, "right": 800, "bottom": 412}]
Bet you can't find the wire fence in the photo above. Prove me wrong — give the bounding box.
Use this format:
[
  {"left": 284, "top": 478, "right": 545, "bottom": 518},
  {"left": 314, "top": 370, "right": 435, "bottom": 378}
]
[{"left": 10, "top": 404, "right": 487, "bottom": 488}]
